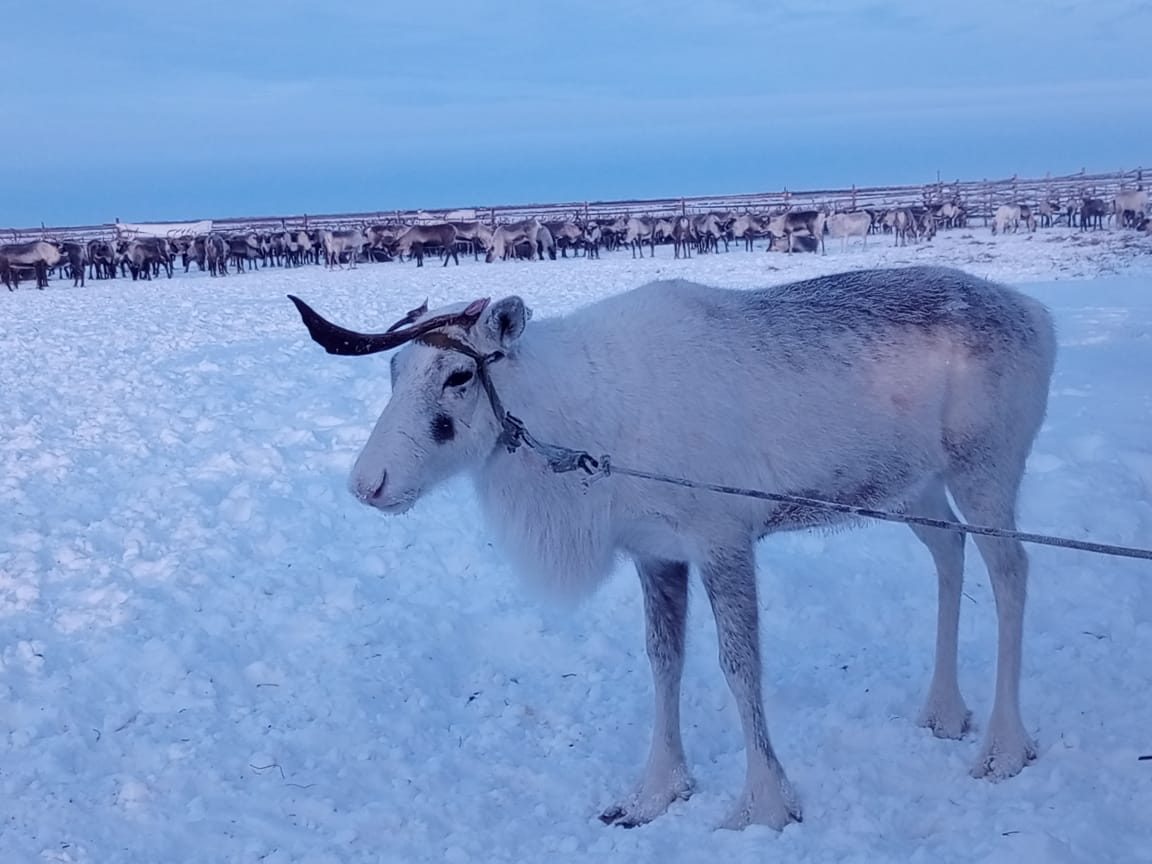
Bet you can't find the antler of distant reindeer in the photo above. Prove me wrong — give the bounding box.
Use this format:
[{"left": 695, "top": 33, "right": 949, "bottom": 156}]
[{"left": 288, "top": 295, "right": 490, "bottom": 356}]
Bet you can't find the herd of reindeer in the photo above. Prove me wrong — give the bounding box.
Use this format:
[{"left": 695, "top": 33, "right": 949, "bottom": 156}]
[{"left": 2, "top": 189, "right": 1149, "bottom": 291}]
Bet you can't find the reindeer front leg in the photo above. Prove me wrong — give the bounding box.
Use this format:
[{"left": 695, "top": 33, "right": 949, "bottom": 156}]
[
  {"left": 702, "top": 546, "right": 801, "bottom": 831},
  {"left": 601, "top": 557, "right": 693, "bottom": 828}
]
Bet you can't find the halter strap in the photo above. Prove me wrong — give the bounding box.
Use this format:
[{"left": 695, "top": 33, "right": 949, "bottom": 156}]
[{"left": 416, "top": 331, "right": 522, "bottom": 451}]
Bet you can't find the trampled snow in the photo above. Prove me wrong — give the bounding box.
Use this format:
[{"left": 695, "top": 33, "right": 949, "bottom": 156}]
[{"left": 2, "top": 227, "right": 1151, "bottom": 863}]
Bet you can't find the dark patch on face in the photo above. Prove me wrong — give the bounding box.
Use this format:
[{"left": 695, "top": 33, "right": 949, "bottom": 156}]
[{"left": 431, "top": 413, "right": 455, "bottom": 444}]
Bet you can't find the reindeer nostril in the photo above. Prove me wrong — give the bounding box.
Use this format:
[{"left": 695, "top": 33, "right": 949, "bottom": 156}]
[{"left": 353, "top": 471, "right": 388, "bottom": 503}]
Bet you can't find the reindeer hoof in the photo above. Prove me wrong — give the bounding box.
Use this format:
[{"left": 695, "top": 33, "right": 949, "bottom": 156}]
[
  {"left": 970, "top": 725, "right": 1037, "bottom": 780},
  {"left": 717, "top": 782, "right": 802, "bottom": 832},
  {"left": 599, "top": 771, "right": 693, "bottom": 828}
]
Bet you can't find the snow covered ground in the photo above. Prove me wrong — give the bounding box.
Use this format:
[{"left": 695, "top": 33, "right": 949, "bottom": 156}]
[{"left": 2, "top": 226, "right": 1151, "bottom": 863}]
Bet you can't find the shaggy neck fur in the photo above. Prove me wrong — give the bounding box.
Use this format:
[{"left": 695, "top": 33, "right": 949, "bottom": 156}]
[{"left": 472, "top": 318, "right": 619, "bottom": 599}]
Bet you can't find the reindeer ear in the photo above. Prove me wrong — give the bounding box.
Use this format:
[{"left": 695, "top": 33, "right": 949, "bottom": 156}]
[{"left": 483, "top": 296, "right": 529, "bottom": 347}]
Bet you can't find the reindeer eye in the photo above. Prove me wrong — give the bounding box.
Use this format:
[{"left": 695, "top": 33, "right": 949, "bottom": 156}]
[{"left": 444, "top": 369, "right": 474, "bottom": 388}]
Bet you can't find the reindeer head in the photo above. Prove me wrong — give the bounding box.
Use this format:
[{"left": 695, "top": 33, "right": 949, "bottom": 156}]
[{"left": 290, "top": 294, "right": 531, "bottom": 514}]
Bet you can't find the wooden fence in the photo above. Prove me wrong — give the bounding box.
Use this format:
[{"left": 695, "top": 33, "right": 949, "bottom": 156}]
[{"left": 3, "top": 164, "right": 1146, "bottom": 244}]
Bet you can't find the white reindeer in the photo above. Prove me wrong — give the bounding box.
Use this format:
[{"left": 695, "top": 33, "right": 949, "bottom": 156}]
[
  {"left": 486, "top": 219, "right": 550, "bottom": 262},
  {"left": 825, "top": 211, "right": 872, "bottom": 252},
  {"left": 991, "top": 205, "right": 1032, "bottom": 236},
  {"left": 289, "top": 265, "right": 1056, "bottom": 832},
  {"left": 317, "top": 228, "right": 367, "bottom": 269},
  {"left": 1113, "top": 189, "right": 1148, "bottom": 228}
]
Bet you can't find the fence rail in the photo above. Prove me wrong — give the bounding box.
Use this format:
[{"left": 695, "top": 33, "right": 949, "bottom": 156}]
[{"left": 3, "top": 165, "right": 1146, "bottom": 244}]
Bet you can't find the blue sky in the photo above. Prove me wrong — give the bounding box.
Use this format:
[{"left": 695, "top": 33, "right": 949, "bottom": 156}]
[{"left": 4, "top": 0, "right": 1150, "bottom": 226}]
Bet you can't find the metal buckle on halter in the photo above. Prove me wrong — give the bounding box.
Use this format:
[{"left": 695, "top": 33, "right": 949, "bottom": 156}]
[{"left": 500, "top": 413, "right": 527, "bottom": 453}]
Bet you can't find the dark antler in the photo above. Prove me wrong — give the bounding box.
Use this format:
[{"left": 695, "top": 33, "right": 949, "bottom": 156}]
[{"left": 287, "top": 295, "right": 489, "bottom": 356}]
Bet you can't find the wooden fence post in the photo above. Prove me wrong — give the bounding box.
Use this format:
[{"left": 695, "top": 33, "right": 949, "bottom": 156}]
[{"left": 12, "top": 164, "right": 1145, "bottom": 244}]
